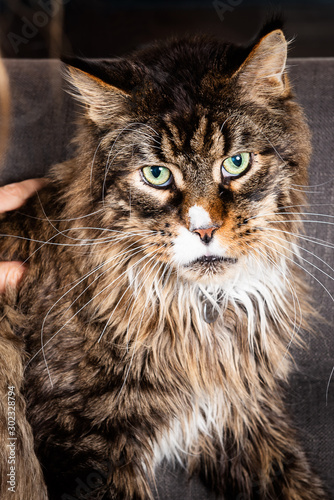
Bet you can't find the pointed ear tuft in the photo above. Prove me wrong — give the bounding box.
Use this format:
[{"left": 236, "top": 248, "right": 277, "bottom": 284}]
[
  {"left": 62, "top": 58, "right": 146, "bottom": 126},
  {"left": 64, "top": 64, "right": 131, "bottom": 126},
  {"left": 234, "top": 29, "right": 288, "bottom": 99}
]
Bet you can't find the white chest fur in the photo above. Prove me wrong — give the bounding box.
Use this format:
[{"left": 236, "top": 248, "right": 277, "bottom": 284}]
[
  {"left": 152, "top": 389, "right": 226, "bottom": 467},
  {"left": 144, "top": 254, "right": 292, "bottom": 468}
]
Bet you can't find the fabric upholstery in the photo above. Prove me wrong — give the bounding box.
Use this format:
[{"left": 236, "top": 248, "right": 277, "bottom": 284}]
[{"left": 1, "top": 58, "right": 333, "bottom": 498}]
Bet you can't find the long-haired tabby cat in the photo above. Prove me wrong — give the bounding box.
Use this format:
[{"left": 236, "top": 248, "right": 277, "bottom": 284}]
[{"left": 0, "top": 23, "right": 329, "bottom": 500}]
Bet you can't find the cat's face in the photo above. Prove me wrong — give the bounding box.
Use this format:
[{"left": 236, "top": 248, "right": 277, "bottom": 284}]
[{"left": 66, "top": 29, "right": 311, "bottom": 286}]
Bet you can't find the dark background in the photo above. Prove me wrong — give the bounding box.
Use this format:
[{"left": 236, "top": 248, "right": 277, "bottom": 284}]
[{"left": 0, "top": 0, "right": 334, "bottom": 59}]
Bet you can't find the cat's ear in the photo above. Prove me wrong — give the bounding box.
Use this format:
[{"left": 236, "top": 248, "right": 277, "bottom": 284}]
[
  {"left": 63, "top": 58, "right": 144, "bottom": 126},
  {"left": 234, "top": 29, "right": 288, "bottom": 99}
]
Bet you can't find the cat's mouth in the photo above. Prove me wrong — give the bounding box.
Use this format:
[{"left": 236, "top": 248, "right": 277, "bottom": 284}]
[{"left": 187, "top": 255, "right": 238, "bottom": 267}]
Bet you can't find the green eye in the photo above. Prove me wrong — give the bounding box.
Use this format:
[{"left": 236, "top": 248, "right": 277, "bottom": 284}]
[
  {"left": 222, "top": 152, "right": 251, "bottom": 177},
  {"left": 141, "top": 166, "right": 172, "bottom": 187}
]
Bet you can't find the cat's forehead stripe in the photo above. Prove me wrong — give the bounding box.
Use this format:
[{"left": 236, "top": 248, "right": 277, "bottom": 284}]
[
  {"left": 162, "top": 114, "right": 223, "bottom": 159},
  {"left": 188, "top": 205, "right": 212, "bottom": 230},
  {"left": 164, "top": 119, "right": 185, "bottom": 150}
]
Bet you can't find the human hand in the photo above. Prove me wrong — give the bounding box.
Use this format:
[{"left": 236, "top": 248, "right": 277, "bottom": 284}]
[{"left": 0, "top": 178, "right": 47, "bottom": 292}]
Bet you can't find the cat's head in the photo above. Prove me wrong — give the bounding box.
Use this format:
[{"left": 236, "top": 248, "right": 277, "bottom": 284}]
[{"left": 63, "top": 27, "right": 311, "bottom": 286}]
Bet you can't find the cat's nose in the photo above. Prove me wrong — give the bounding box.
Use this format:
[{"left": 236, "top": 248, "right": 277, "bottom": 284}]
[{"left": 192, "top": 226, "right": 218, "bottom": 244}]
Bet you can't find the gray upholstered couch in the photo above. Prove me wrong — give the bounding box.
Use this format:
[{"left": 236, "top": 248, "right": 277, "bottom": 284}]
[{"left": 1, "top": 59, "right": 333, "bottom": 498}]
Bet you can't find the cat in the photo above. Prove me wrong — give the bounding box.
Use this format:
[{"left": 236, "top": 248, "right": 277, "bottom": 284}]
[{"left": 0, "top": 23, "right": 329, "bottom": 500}]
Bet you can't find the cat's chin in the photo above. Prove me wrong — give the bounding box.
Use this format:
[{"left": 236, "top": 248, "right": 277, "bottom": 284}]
[
  {"left": 189, "top": 256, "right": 238, "bottom": 266},
  {"left": 179, "top": 256, "right": 238, "bottom": 285}
]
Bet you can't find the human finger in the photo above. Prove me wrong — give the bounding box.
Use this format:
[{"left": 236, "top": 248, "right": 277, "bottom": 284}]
[
  {"left": 0, "top": 261, "right": 26, "bottom": 293},
  {"left": 0, "top": 178, "right": 48, "bottom": 213}
]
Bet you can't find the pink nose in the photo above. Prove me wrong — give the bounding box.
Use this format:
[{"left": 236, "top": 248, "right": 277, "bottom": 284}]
[{"left": 192, "top": 226, "right": 218, "bottom": 244}]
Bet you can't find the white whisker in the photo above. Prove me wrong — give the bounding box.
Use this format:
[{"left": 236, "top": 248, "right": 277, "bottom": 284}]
[
  {"left": 265, "top": 229, "right": 334, "bottom": 275},
  {"left": 96, "top": 248, "right": 162, "bottom": 344},
  {"left": 117, "top": 252, "right": 165, "bottom": 396},
  {"left": 326, "top": 366, "right": 334, "bottom": 407},
  {"left": 248, "top": 243, "right": 302, "bottom": 364},
  {"left": 28, "top": 242, "right": 157, "bottom": 385},
  {"left": 260, "top": 239, "right": 334, "bottom": 303}
]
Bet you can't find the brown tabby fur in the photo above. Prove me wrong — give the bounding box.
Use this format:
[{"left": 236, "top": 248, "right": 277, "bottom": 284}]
[{"left": 0, "top": 25, "right": 329, "bottom": 499}]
